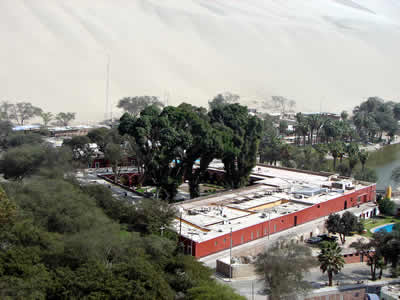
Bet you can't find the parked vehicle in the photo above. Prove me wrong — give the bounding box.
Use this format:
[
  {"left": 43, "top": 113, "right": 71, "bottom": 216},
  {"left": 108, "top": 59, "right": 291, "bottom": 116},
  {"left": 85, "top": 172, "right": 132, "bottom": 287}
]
[
  {"left": 317, "top": 234, "right": 338, "bottom": 242},
  {"left": 306, "top": 237, "right": 322, "bottom": 244}
]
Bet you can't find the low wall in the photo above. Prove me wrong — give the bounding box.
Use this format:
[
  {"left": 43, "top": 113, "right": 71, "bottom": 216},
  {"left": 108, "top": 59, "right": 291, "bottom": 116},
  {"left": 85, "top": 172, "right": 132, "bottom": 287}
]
[
  {"left": 217, "top": 251, "right": 367, "bottom": 279},
  {"left": 216, "top": 259, "right": 256, "bottom": 279}
]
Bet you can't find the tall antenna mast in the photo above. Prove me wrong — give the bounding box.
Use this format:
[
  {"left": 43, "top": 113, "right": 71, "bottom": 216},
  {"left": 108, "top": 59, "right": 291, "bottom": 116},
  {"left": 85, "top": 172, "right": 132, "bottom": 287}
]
[{"left": 105, "top": 54, "right": 111, "bottom": 123}]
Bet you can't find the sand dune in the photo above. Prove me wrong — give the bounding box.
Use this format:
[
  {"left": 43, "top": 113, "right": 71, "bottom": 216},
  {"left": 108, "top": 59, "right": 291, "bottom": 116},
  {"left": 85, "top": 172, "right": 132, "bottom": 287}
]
[{"left": 1, "top": 0, "right": 400, "bottom": 121}]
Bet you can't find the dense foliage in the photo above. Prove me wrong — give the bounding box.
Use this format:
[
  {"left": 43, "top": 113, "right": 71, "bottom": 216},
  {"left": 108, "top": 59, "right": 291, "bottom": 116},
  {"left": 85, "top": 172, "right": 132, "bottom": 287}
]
[{"left": 0, "top": 140, "right": 241, "bottom": 299}]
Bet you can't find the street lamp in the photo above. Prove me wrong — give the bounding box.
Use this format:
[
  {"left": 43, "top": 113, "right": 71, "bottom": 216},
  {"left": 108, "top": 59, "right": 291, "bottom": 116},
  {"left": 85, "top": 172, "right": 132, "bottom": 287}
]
[{"left": 268, "top": 211, "right": 271, "bottom": 240}]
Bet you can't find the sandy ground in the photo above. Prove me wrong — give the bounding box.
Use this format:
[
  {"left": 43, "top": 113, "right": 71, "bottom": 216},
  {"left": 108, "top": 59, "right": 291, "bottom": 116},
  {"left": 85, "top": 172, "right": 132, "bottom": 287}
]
[{"left": 1, "top": 0, "right": 400, "bottom": 122}]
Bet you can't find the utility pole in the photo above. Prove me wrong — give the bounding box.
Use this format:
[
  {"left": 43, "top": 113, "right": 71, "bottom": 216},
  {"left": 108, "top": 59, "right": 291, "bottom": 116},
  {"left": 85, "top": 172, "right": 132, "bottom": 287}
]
[
  {"left": 230, "top": 227, "right": 233, "bottom": 281},
  {"left": 160, "top": 225, "right": 165, "bottom": 236}
]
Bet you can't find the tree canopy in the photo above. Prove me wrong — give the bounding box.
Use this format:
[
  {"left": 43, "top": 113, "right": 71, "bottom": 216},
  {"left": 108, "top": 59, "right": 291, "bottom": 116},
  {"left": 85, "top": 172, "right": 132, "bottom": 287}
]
[
  {"left": 255, "top": 242, "right": 316, "bottom": 299},
  {"left": 117, "top": 96, "right": 164, "bottom": 117}
]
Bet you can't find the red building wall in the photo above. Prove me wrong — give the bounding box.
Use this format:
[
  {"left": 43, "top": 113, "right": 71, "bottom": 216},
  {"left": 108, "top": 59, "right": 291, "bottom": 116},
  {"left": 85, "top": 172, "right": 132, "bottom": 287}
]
[{"left": 189, "top": 185, "right": 376, "bottom": 258}]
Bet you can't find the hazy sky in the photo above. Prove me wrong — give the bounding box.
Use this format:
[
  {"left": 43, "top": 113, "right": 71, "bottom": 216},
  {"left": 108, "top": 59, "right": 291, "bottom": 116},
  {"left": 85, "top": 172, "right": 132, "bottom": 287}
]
[{"left": 1, "top": 0, "right": 400, "bottom": 122}]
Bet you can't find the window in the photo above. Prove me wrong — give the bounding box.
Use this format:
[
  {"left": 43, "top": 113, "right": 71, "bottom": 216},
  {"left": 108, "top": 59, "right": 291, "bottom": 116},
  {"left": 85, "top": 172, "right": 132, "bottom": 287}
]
[
  {"left": 264, "top": 227, "right": 267, "bottom": 235},
  {"left": 274, "top": 224, "right": 277, "bottom": 232},
  {"left": 357, "top": 196, "right": 361, "bottom": 203},
  {"left": 224, "top": 238, "right": 226, "bottom": 244},
  {"left": 214, "top": 241, "right": 217, "bottom": 246},
  {"left": 241, "top": 235, "right": 244, "bottom": 243},
  {"left": 251, "top": 232, "right": 254, "bottom": 240},
  {"left": 256, "top": 231, "right": 259, "bottom": 238},
  {"left": 317, "top": 205, "right": 320, "bottom": 208}
]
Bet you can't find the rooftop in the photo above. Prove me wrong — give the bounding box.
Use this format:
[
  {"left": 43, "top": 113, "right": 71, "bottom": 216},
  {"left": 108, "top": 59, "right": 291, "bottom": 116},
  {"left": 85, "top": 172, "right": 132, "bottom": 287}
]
[{"left": 172, "top": 163, "right": 374, "bottom": 243}]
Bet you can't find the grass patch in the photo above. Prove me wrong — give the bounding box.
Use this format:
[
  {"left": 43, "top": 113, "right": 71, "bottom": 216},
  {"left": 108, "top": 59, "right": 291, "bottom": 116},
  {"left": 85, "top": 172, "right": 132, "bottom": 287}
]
[
  {"left": 361, "top": 215, "right": 400, "bottom": 237},
  {"left": 120, "top": 230, "right": 131, "bottom": 239}
]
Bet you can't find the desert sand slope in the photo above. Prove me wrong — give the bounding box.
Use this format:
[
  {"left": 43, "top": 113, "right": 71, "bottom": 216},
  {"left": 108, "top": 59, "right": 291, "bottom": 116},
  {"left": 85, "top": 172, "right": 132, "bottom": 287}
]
[{"left": 1, "top": 0, "right": 400, "bottom": 121}]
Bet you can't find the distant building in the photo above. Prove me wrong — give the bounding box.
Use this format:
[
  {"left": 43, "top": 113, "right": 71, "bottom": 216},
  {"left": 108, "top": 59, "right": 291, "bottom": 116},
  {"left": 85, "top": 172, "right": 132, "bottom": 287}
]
[{"left": 302, "top": 112, "right": 341, "bottom": 120}]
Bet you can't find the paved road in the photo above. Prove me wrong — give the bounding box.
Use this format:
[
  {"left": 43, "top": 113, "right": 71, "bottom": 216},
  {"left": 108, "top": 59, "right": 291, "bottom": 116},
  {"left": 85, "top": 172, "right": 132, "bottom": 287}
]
[
  {"left": 76, "top": 169, "right": 144, "bottom": 203},
  {"left": 219, "top": 263, "right": 392, "bottom": 300}
]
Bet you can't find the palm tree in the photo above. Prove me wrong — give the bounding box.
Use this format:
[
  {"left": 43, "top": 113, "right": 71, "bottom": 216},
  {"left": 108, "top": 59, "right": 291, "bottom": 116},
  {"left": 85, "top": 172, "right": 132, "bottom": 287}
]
[
  {"left": 295, "top": 113, "right": 309, "bottom": 146},
  {"left": 346, "top": 143, "right": 360, "bottom": 175},
  {"left": 307, "top": 115, "right": 322, "bottom": 145},
  {"left": 329, "top": 141, "right": 343, "bottom": 170},
  {"left": 318, "top": 242, "right": 345, "bottom": 286},
  {"left": 359, "top": 150, "right": 369, "bottom": 172}
]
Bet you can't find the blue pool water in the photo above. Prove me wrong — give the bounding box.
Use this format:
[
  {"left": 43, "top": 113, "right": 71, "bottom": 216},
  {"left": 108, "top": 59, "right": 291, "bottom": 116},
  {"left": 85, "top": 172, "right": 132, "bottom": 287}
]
[{"left": 372, "top": 223, "right": 394, "bottom": 233}]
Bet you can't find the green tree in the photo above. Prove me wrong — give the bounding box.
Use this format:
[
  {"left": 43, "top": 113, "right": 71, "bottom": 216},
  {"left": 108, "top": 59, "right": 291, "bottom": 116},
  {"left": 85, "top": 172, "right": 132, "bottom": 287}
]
[
  {"left": 318, "top": 241, "right": 345, "bottom": 286},
  {"left": 340, "top": 110, "right": 349, "bottom": 121},
  {"left": 393, "top": 103, "right": 400, "bottom": 120},
  {"left": 208, "top": 92, "right": 240, "bottom": 110},
  {"left": 187, "top": 281, "right": 245, "bottom": 300},
  {"left": 306, "top": 114, "right": 323, "bottom": 145},
  {"left": 260, "top": 134, "right": 283, "bottom": 165},
  {"left": 354, "top": 168, "right": 377, "bottom": 182},
  {"left": 87, "top": 127, "right": 111, "bottom": 152},
  {"left": 3, "top": 132, "right": 43, "bottom": 149},
  {"left": 128, "top": 198, "right": 176, "bottom": 235},
  {"left": 55, "top": 112, "right": 76, "bottom": 126},
  {"left": 391, "top": 166, "right": 400, "bottom": 186},
  {"left": 326, "top": 212, "right": 359, "bottom": 244},
  {"left": 329, "top": 141, "right": 344, "bottom": 170},
  {"left": 358, "top": 150, "right": 369, "bottom": 172},
  {"left": 209, "top": 103, "right": 262, "bottom": 188},
  {"left": 0, "top": 144, "right": 47, "bottom": 180},
  {"left": 63, "top": 135, "right": 94, "bottom": 167},
  {"left": 269, "top": 96, "right": 296, "bottom": 115},
  {"left": 346, "top": 143, "right": 359, "bottom": 175},
  {"left": 119, "top": 106, "right": 184, "bottom": 200},
  {"left": 8, "top": 102, "right": 42, "bottom": 125},
  {"left": 0, "top": 186, "right": 17, "bottom": 226},
  {"left": 104, "top": 143, "right": 124, "bottom": 182},
  {"left": 117, "top": 96, "right": 164, "bottom": 117},
  {"left": 377, "top": 197, "right": 395, "bottom": 215},
  {"left": 351, "top": 233, "right": 387, "bottom": 281},
  {"left": 255, "top": 242, "right": 316, "bottom": 300},
  {"left": 0, "top": 101, "right": 13, "bottom": 121},
  {"left": 40, "top": 112, "right": 53, "bottom": 127},
  {"left": 295, "top": 113, "right": 309, "bottom": 146},
  {"left": 278, "top": 120, "right": 288, "bottom": 136}
]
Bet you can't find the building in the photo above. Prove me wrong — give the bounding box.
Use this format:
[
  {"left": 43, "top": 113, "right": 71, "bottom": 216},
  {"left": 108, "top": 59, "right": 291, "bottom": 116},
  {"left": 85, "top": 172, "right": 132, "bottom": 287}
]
[
  {"left": 172, "top": 164, "right": 376, "bottom": 258},
  {"left": 380, "top": 284, "right": 400, "bottom": 299}
]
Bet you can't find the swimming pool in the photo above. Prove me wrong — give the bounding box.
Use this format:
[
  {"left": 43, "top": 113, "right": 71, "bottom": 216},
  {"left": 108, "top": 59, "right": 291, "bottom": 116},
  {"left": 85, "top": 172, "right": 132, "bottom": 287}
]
[{"left": 372, "top": 223, "right": 394, "bottom": 233}]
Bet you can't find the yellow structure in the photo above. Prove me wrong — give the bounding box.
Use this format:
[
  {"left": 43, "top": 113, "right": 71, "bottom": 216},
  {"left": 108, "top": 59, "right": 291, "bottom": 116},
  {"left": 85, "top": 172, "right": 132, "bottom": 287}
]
[{"left": 386, "top": 185, "right": 392, "bottom": 199}]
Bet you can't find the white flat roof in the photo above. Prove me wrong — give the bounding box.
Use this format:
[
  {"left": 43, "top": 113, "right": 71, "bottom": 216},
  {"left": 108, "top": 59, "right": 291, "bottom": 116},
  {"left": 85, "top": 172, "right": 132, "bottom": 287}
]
[{"left": 173, "top": 163, "right": 374, "bottom": 243}]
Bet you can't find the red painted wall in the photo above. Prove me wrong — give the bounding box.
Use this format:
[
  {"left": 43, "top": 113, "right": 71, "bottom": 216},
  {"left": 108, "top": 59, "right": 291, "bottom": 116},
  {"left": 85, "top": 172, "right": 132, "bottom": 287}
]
[{"left": 188, "top": 185, "right": 376, "bottom": 258}]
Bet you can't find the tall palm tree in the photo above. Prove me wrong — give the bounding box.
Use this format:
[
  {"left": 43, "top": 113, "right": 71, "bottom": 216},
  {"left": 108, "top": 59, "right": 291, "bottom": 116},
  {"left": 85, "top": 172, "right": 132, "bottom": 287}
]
[
  {"left": 359, "top": 150, "right": 369, "bottom": 172},
  {"left": 318, "top": 242, "right": 345, "bottom": 286},
  {"left": 295, "top": 113, "right": 309, "bottom": 146},
  {"left": 307, "top": 115, "right": 322, "bottom": 145},
  {"left": 329, "top": 141, "right": 343, "bottom": 170},
  {"left": 346, "top": 143, "right": 360, "bottom": 175}
]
